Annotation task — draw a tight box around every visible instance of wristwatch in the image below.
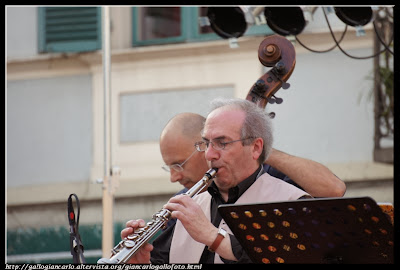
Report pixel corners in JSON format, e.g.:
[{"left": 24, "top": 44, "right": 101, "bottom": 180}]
[{"left": 208, "top": 228, "right": 227, "bottom": 252}]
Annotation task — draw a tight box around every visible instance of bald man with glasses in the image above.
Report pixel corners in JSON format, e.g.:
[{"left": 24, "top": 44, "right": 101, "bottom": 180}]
[{"left": 159, "top": 112, "right": 210, "bottom": 192}]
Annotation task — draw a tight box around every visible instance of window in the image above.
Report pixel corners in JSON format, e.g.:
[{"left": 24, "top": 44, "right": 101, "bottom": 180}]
[
  {"left": 38, "top": 7, "right": 102, "bottom": 53},
  {"left": 134, "top": 7, "right": 185, "bottom": 43},
  {"left": 132, "top": 7, "right": 273, "bottom": 46}
]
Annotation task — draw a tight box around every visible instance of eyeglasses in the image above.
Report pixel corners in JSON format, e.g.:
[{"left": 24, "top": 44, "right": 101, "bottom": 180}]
[
  {"left": 161, "top": 146, "right": 201, "bottom": 173},
  {"left": 195, "top": 137, "right": 255, "bottom": 151}
]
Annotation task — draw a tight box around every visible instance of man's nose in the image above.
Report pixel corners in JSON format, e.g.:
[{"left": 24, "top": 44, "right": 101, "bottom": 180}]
[
  {"left": 170, "top": 170, "right": 183, "bottom": 183},
  {"left": 205, "top": 145, "right": 220, "bottom": 161}
]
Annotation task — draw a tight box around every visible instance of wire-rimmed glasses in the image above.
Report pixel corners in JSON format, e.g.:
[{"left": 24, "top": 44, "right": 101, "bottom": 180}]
[
  {"left": 161, "top": 144, "right": 202, "bottom": 173},
  {"left": 195, "top": 137, "right": 255, "bottom": 151}
]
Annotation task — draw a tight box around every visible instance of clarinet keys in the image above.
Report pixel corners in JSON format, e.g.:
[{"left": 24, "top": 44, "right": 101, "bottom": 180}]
[
  {"left": 127, "top": 234, "right": 139, "bottom": 240},
  {"left": 124, "top": 240, "right": 135, "bottom": 248}
]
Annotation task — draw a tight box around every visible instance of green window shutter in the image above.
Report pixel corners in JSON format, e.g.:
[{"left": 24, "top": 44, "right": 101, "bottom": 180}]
[{"left": 38, "top": 7, "right": 102, "bottom": 53}]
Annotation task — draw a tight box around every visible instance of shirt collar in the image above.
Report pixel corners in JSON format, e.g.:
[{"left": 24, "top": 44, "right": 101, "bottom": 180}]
[{"left": 208, "top": 165, "right": 265, "bottom": 203}]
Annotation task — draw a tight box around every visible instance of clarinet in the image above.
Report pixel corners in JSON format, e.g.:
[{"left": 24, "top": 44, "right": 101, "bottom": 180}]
[{"left": 97, "top": 168, "right": 218, "bottom": 264}]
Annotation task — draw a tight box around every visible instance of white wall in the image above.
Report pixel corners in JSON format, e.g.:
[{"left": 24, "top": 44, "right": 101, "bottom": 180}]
[
  {"left": 7, "top": 75, "right": 93, "bottom": 187},
  {"left": 6, "top": 6, "right": 38, "bottom": 59},
  {"left": 271, "top": 47, "right": 375, "bottom": 163}
]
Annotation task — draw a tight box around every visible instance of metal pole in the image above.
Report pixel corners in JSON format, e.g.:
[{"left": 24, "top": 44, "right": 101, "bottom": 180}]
[{"left": 101, "top": 6, "right": 114, "bottom": 258}]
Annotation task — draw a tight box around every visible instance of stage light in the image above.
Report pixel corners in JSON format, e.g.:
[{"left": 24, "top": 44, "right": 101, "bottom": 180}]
[
  {"left": 334, "top": 7, "right": 373, "bottom": 27},
  {"left": 203, "top": 6, "right": 392, "bottom": 59},
  {"left": 263, "top": 7, "right": 306, "bottom": 36},
  {"left": 206, "top": 7, "right": 255, "bottom": 39}
]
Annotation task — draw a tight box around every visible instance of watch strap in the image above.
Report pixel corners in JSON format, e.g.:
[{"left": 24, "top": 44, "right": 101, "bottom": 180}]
[{"left": 208, "top": 228, "right": 226, "bottom": 252}]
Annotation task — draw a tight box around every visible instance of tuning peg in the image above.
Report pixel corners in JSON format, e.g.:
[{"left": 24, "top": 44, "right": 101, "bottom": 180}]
[
  {"left": 268, "top": 112, "right": 276, "bottom": 119},
  {"left": 281, "top": 81, "right": 290, "bottom": 89},
  {"left": 273, "top": 95, "right": 283, "bottom": 104},
  {"left": 267, "top": 95, "right": 283, "bottom": 104},
  {"left": 267, "top": 97, "right": 275, "bottom": 104},
  {"left": 275, "top": 61, "right": 286, "bottom": 73},
  {"left": 253, "top": 79, "right": 268, "bottom": 94},
  {"left": 275, "top": 77, "right": 290, "bottom": 89},
  {"left": 255, "top": 79, "right": 266, "bottom": 89}
]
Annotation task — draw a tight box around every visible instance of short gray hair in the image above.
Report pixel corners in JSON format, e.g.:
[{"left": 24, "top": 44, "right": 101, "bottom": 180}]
[{"left": 207, "top": 98, "right": 273, "bottom": 164}]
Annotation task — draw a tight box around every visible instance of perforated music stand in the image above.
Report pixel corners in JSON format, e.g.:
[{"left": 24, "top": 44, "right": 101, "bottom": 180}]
[{"left": 218, "top": 197, "right": 393, "bottom": 264}]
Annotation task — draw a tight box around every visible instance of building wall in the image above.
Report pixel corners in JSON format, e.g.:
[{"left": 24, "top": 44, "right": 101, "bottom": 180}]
[
  {"left": 6, "top": 6, "right": 393, "bottom": 263},
  {"left": 6, "top": 6, "right": 38, "bottom": 58},
  {"left": 7, "top": 75, "right": 93, "bottom": 187}
]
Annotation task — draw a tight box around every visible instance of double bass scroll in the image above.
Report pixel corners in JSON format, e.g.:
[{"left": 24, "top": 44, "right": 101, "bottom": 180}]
[{"left": 246, "top": 35, "right": 296, "bottom": 110}]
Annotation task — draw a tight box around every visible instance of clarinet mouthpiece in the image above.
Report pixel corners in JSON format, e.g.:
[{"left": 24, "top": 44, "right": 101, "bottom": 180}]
[{"left": 205, "top": 168, "right": 218, "bottom": 179}]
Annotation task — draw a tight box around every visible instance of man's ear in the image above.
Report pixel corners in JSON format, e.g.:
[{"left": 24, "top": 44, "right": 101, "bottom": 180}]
[{"left": 252, "top": 137, "right": 264, "bottom": 161}]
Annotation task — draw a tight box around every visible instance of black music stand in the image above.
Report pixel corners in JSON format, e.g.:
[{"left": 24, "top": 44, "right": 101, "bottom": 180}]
[{"left": 218, "top": 197, "right": 393, "bottom": 264}]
